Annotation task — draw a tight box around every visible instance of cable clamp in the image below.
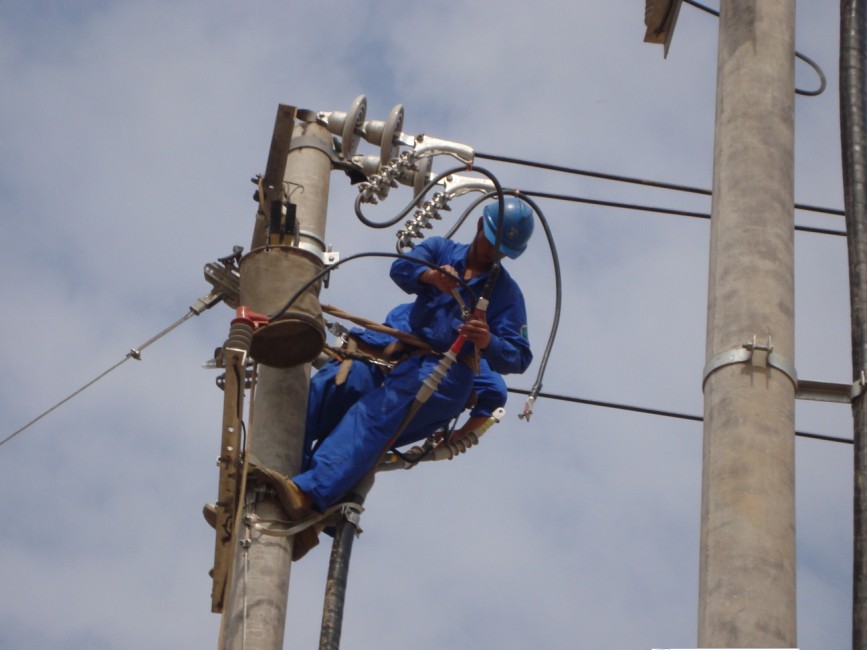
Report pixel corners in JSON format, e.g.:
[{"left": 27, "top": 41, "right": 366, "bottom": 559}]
[
  {"left": 339, "top": 503, "right": 363, "bottom": 528},
  {"left": 442, "top": 173, "right": 496, "bottom": 198},
  {"left": 397, "top": 132, "right": 475, "bottom": 165},
  {"left": 702, "top": 335, "right": 798, "bottom": 390}
]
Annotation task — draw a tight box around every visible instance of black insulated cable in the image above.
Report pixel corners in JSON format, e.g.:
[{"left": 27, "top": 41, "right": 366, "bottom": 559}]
[
  {"left": 682, "top": 0, "right": 826, "bottom": 96},
  {"left": 517, "top": 189, "right": 847, "bottom": 237},
  {"left": 506, "top": 387, "right": 852, "bottom": 445},
  {"left": 267, "top": 251, "right": 478, "bottom": 322},
  {"left": 443, "top": 189, "right": 563, "bottom": 420},
  {"left": 473, "top": 152, "right": 845, "bottom": 218},
  {"left": 354, "top": 164, "right": 472, "bottom": 229}
]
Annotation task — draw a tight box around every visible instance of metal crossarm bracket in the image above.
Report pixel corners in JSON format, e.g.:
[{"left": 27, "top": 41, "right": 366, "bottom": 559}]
[
  {"left": 797, "top": 371, "right": 867, "bottom": 403},
  {"left": 797, "top": 379, "right": 858, "bottom": 403},
  {"left": 702, "top": 335, "right": 798, "bottom": 390},
  {"left": 703, "top": 337, "right": 867, "bottom": 404}
]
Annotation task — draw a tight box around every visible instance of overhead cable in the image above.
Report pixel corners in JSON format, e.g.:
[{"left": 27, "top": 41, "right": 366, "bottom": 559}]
[
  {"left": 517, "top": 189, "right": 847, "bottom": 237},
  {"left": 474, "top": 152, "right": 845, "bottom": 218},
  {"left": 507, "top": 387, "right": 852, "bottom": 445}
]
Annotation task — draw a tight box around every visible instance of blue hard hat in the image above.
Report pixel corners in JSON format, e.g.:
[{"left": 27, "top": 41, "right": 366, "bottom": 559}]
[{"left": 482, "top": 197, "right": 534, "bottom": 259}]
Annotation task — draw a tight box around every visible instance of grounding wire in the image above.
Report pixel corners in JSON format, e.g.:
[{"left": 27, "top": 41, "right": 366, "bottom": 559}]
[
  {"left": 518, "top": 189, "right": 847, "bottom": 237},
  {"left": 507, "top": 387, "right": 852, "bottom": 445},
  {"left": 1, "top": 308, "right": 201, "bottom": 448},
  {"left": 473, "top": 152, "right": 846, "bottom": 218},
  {"left": 681, "top": 0, "right": 827, "bottom": 96}
]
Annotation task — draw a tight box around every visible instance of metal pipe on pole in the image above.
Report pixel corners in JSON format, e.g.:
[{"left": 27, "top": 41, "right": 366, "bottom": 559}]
[
  {"left": 698, "top": 1, "right": 797, "bottom": 647},
  {"left": 221, "top": 116, "right": 333, "bottom": 650},
  {"left": 840, "top": 2, "right": 867, "bottom": 647}
]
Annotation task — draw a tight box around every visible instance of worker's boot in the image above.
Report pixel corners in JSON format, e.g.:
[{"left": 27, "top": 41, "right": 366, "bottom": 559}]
[
  {"left": 246, "top": 459, "right": 312, "bottom": 521},
  {"left": 292, "top": 526, "right": 320, "bottom": 561}
]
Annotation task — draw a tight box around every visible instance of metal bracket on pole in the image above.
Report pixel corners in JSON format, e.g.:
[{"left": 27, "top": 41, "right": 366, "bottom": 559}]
[
  {"left": 796, "top": 371, "right": 867, "bottom": 404},
  {"left": 704, "top": 337, "right": 867, "bottom": 404},
  {"left": 288, "top": 134, "right": 340, "bottom": 162},
  {"left": 702, "top": 335, "right": 798, "bottom": 390}
]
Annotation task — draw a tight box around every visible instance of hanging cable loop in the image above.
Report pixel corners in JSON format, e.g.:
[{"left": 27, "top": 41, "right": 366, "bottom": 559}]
[
  {"left": 682, "top": 0, "right": 826, "bottom": 96},
  {"left": 442, "top": 188, "right": 562, "bottom": 421},
  {"left": 354, "top": 163, "right": 467, "bottom": 229}
]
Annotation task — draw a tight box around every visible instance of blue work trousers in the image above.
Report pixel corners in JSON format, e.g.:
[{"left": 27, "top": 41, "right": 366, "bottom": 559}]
[{"left": 294, "top": 354, "right": 474, "bottom": 510}]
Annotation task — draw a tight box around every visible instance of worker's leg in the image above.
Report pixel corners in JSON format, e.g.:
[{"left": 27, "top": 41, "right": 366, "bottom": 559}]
[
  {"left": 303, "top": 360, "right": 385, "bottom": 466},
  {"left": 294, "top": 355, "right": 473, "bottom": 510}
]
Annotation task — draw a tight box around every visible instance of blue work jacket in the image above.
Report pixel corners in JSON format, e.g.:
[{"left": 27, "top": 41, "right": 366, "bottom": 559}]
[{"left": 389, "top": 237, "right": 532, "bottom": 375}]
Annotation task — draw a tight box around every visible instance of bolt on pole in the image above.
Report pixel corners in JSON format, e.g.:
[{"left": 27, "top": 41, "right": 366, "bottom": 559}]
[
  {"left": 699, "top": 1, "right": 797, "bottom": 647},
  {"left": 220, "top": 112, "right": 333, "bottom": 650}
]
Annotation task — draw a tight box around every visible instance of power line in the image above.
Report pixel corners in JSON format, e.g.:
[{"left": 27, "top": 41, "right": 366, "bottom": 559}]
[
  {"left": 507, "top": 387, "right": 853, "bottom": 445},
  {"left": 474, "top": 151, "right": 846, "bottom": 218},
  {"left": 519, "top": 189, "right": 847, "bottom": 237}
]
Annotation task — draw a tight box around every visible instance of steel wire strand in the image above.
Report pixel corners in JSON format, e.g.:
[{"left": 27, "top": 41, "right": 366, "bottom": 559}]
[{"left": 2, "top": 308, "right": 198, "bottom": 447}]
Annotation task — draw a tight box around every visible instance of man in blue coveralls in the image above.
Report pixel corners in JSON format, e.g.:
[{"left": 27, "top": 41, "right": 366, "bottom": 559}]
[
  {"left": 251, "top": 197, "right": 535, "bottom": 533},
  {"left": 303, "top": 301, "right": 509, "bottom": 468}
]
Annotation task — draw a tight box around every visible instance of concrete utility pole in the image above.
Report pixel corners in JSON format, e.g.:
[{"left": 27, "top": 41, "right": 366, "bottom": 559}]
[
  {"left": 699, "top": 1, "right": 797, "bottom": 647},
  {"left": 220, "top": 115, "right": 334, "bottom": 650}
]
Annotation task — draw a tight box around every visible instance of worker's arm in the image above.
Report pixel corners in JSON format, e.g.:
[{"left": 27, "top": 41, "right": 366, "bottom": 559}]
[
  {"left": 390, "top": 238, "right": 450, "bottom": 295},
  {"left": 480, "top": 276, "right": 533, "bottom": 375},
  {"left": 419, "top": 266, "right": 459, "bottom": 294}
]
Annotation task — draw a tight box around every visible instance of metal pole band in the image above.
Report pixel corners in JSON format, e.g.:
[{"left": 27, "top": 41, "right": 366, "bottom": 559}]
[
  {"left": 288, "top": 134, "right": 338, "bottom": 161},
  {"left": 702, "top": 343, "right": 798, "bottom": 390}
]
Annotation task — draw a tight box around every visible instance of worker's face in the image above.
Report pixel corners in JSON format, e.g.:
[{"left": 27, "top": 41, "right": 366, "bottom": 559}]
[{"left": 472, "top": 226, "right": 503, "bottom": 267}]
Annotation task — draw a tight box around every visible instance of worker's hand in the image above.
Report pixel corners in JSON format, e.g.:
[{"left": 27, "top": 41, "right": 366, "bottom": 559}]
[
  {"left": 420, "top": 265, "right": 459, "bottom": 294},
  {"left": 459, "top": 318, "right": 491, "bottom": 349},
  {"left": 448, "top": 415, "right": 488, "bottom": 445}
]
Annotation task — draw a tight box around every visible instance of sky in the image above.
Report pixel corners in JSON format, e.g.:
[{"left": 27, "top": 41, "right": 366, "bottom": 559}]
[{"left": 0, "top": 1, "right": 854, "bottom": 649}]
